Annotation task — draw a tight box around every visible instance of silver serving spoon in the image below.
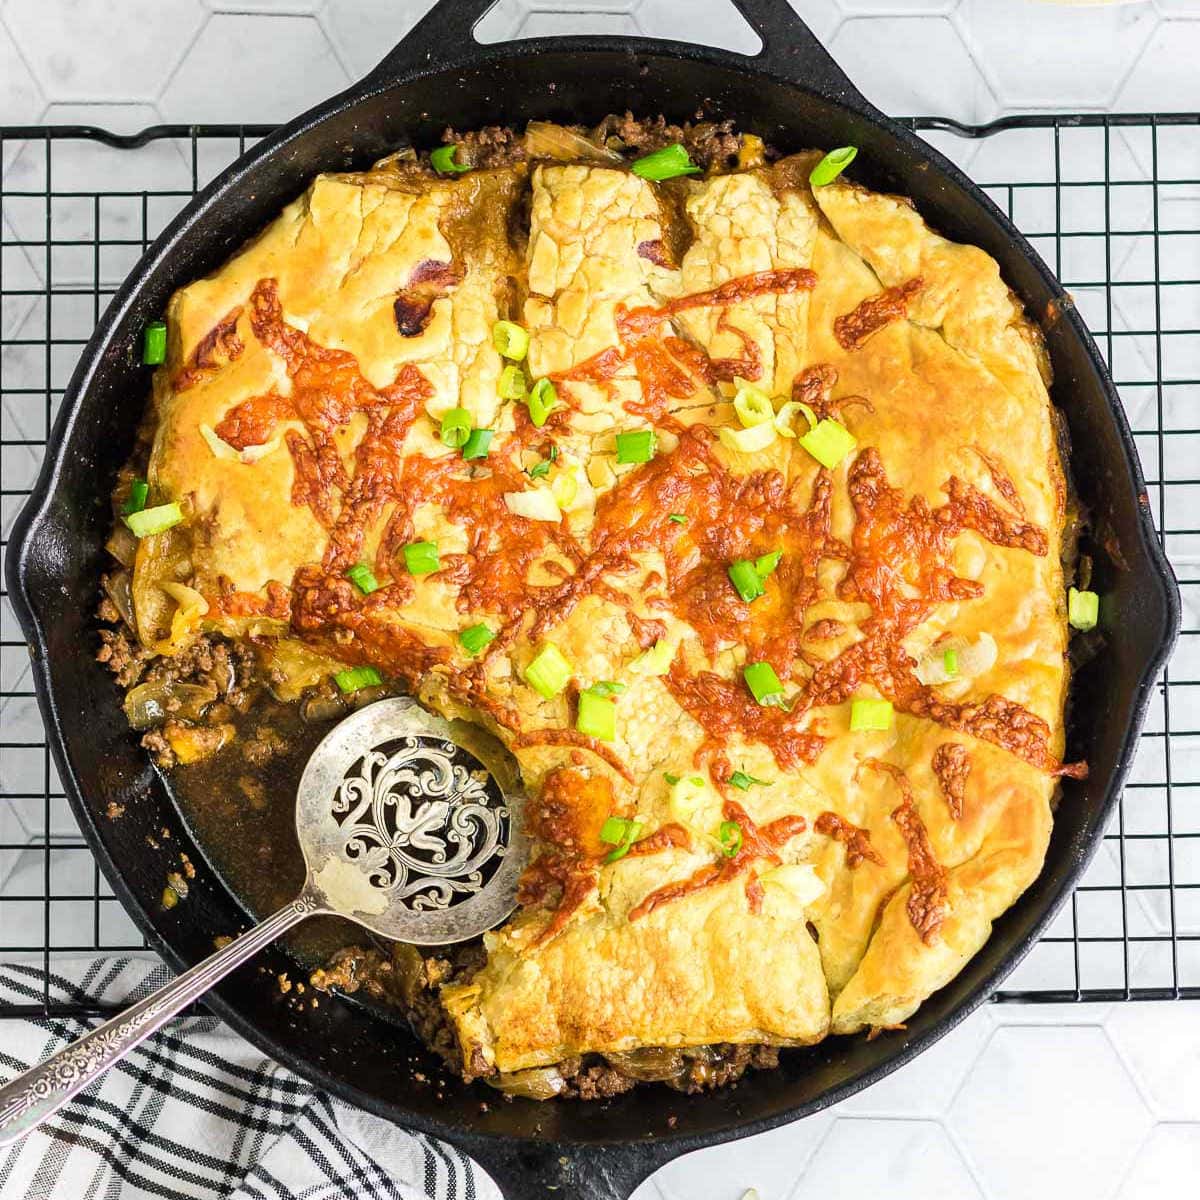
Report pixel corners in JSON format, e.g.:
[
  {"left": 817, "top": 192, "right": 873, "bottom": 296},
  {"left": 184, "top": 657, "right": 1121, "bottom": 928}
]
[{"left": 0, "top": 697, "right": 527, "bottom": 1147}]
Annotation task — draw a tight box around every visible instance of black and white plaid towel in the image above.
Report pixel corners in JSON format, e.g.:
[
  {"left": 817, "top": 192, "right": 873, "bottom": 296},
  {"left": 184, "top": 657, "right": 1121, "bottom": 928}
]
[{"left": 0, "top": 959, "right": 499, "bottom": 1200}]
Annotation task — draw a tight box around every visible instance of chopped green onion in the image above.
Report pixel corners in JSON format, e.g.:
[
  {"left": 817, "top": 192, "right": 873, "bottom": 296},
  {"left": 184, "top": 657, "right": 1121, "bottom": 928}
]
[
  {"left": 800, "top": 418, "right": 857, "bottom": 469},
  {"left": 744, "top": 661, "right": 786, "bottom": 707},
  {"left": 527, "top": 378, "right": 557, "bottom": 427},
  {"left": 600, "top": 816, "right": 635, "bottom": 844},
  {"left": 528, "top": 444, "right": 559, "bottom": 479},
  {"left": 122, "top": 478, "right": 149, "bottom": 515},
  {"left": 718, "top": 820, "right": 743, "bottom": 858},
  {"left": 493, "top": 320, "right": 530, "bottom": 361},
  {"left": 630, "top": 143, "right": 702, "bottom": 181},
  {"left": 346, "top": 563, "right": 380, "bottom": 595},
  {"left": 1068, "top": 586, "right": 1099, "bottom": 632},
  {"left": 142, "top": 320, "right": 167, "bottom": 365},
  {"left": 334, "top": 666, "right": 383, "bottom": 693},
  {"left": 631, "top": 637, "right": 675, "bottom": 676},
  {"left": 728, "top": 559, "right": 766, "bottom": 603},
  {"left": 459, "top": 623, "right": 496, "bottom": 655},
  {"left": 524, "top": 643, "right": 572, "bottom": 699},
  {"left": 461, "top": 428, "right": 494, "bottom": 460},
  {"left": 733, "top": 383, "right": 775, "bottom": 428},
  {"left": 668, "top": 513, "right": 687, "bottom": 524},
  {"left": 755, "top": 550, "right": 782, "bottom": 579},
  {"left": 431, "top": 144, "right": 470, "bottom": 174},
  {"left": 403, "top": 540, "right": 441, "bottom": 576},
  {"left": 498, "top": 364, "right": 528, "bottom": 400},
  {"left": 663, "top": 772, "right": 680, "bottom": 785},
  {"left": 850, "top": 697, "right": 893, "bottom": 731},
  {"left": 588, "top": 680, "right": 626, "bottom": 697},
  {"left": 124, "top": 502, "right": 183, "bottom": 538},
  {"left": 439, "top": 407, "right": 472, "bottom": 449},
  {"left": 729, "top": 770, "right": 771, "bottom": 791},
  {"left": 601, "top": 816, "right": 643, "bottom": 863},
  {"left": 942, "top": 648, "right": 959, "bottom": 679},
  {"left": 577, "top": 687, "right": 618, "bottom": 741},
  {"left": 809, "top": 146, "right": 858, "bottom": 187},
  {"left": 615, "top": 428, "right": 656, "bottom": 465}
]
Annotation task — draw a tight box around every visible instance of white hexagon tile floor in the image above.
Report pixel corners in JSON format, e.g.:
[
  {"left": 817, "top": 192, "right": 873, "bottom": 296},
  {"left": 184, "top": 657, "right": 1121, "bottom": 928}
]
[{"left": 3, "top": 2, "right": 1200, "bottom": 1198}]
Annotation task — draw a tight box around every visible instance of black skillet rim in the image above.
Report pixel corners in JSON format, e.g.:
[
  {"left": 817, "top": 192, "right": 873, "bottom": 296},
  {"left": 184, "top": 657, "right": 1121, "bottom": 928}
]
[{"left": 3, "top": 12, "right": 1182, "bottom": 1176}]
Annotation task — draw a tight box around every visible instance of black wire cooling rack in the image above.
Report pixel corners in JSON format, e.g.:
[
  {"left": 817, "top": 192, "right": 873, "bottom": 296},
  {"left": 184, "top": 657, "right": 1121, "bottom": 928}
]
[{"left": 0, "top": 116, "right": 1196, "bottom": 1020}]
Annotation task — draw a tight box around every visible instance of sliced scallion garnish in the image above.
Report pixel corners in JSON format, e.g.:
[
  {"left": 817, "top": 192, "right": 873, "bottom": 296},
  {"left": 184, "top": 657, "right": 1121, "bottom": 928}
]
[
  {"left": 334, "top": 666, "right": 383, "bottom": 694},
  {"left": 942, "top": 648, "right": 959, "bottom": 679},
  {"left": 402, "top": 540, "right": 440, "bottom": 576},
  {"left": 459, "top": 623, "right": 496, "bottom": 655},
  {"left": 809, "top": 146, "right": 858, "bottom": 187},
  {"left": 631, "top": 143, "right": 701, "bottom": 181},
  {"left": 755, "top": 550, "right": 782, "bottom": 579},
  {"left": 600, "top": 815, "right": 643, "bottom": 863},
  {"left": 849, "top": 697, "right": 893, "bottom": 731},
  {"left": 733, "top": 383, "right": 774, "bottom": 429},
  {"left": 718, "top": 820, "right": 743, "bottom": 858},
  {"left": 524, "top": 643, "right": 571, "bottom": 699},
  {"left": 431, "top": 144, "right": 470, "bottom": 175},
  {"left": 346, "top": 563, "right": 379, "bottom": 595},
  {"left": 663, "top": 772, "right": 681, "bottom": 785},
  {"left": 1068, "top": 586, "right": 1099, "bottom": 631},
  {"left": 615, "top": 428, "right": 656, "bottom": 464},
  {"left": 142, "top": 320, "right": 167, "bottom": 365},
  {"left": 122, "top": 478, "right": 149, "bottom": 515},
  {"left": 577, "top": 686, "right": 618, "bottom": 742},
  {"left": 588, "top": 680, "right": 626, "bottom": 697},
  {"left": 668, "top": 513, "right": 687, "bottom": 524},
  {"left": 729, "top": 770, "right": 771, "bottom": 791},
  {"left": 743, "top": 661, "right": 786, "bottom": 707},
  {"left": 493, "top": 320, "right": 530, "bottom": 361},
  {"left": 461, "top": 428, "right": 494, "bottom": 460},
  {"left": 799, "top": 418, "right": 857, "bottom": 469},
  {"left": 124, "top": 501, "right": 183, "bottom": 538},
  {"left": 527, "top": 378, "right": 557, "bottom": 427},
  {"left": 498, "top": 364, "right": 527, "bottom": 400},
  {"left": 439, "top": 407, "right": 472, "bottom": 449},
  {"left": 728, "top": 559, "right": 765, "bottom": 604}
]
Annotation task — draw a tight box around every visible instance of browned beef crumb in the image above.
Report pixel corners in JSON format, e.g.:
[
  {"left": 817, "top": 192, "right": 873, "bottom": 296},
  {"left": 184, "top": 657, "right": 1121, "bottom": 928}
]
[
  {"left": 105, "top": 801, "right": 125, "bottom": 820},
  {"left": 241, "top": 724, "right": 286, "bottom": 766},
  {"left": 559, "top": 1060, "right": 639, "bottom": 1101},
  {"left": 97, "top": 626, "right": 155, "bottom": 688},
  {"left": 140, "top": 728, "right": 176, "bottom": 768},
  {"left": 667, "top": 1043, "right": 780, "bottom": 1093},
  {"left": 441, "top": 125, "right": 527, "bottom": 170},
  {"left": 590, "top": 112, "right": 746, "bottom": 170}
]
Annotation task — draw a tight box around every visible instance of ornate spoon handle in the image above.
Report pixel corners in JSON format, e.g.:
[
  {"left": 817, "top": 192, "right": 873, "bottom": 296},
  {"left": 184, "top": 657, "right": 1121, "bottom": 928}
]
[{"left": 0, "top": 892, "right": 325, "bottom": 1148}]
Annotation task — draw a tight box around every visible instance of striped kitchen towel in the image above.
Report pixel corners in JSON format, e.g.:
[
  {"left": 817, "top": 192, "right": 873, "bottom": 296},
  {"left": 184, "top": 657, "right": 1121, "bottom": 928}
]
[{"left": 0, "top": 958, "right": 498, "bottom": 1200}]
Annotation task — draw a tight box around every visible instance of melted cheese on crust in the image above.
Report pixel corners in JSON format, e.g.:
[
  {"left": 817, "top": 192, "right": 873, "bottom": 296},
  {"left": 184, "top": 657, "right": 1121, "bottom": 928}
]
[{"left": 130, "top": 152, "right": 1071, "bottom": 1074}]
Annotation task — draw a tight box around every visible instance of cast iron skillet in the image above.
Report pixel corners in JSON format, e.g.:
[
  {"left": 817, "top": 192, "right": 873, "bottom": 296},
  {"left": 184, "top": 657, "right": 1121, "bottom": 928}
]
[{"left": 5, "top": 1, "right": 1181, "bottom": 1196}]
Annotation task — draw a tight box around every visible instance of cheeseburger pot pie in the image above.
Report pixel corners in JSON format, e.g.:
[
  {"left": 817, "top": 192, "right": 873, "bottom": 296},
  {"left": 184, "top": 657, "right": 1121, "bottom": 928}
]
[{"left": 97, "top": 117, "right": 1090, "bottom": 1101}]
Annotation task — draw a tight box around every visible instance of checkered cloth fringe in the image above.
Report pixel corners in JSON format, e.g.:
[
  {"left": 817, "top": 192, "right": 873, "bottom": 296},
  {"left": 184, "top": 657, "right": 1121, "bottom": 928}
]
[{"left": 0, "top": 958, "right": 499, "bottom": 1200}]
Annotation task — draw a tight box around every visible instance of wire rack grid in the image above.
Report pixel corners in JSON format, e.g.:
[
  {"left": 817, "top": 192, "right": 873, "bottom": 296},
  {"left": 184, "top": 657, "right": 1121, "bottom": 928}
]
[{"left": 0, "top": 116, "right": 1196, "bottom": 1021}]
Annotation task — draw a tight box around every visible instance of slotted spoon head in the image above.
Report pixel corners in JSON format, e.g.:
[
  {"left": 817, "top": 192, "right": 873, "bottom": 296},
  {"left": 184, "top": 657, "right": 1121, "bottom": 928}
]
[{"left": 295, "top": 696, "right": 528, "bottom": 945}]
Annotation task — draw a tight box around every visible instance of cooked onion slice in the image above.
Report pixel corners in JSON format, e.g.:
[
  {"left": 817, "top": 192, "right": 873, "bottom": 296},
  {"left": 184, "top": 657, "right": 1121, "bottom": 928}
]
[
  {"left": 503, "top": 488, "right": 561, "bottom": 522},
  {"left": 915, "top": 632, "right": 997, "bottom": 686},
  {"left": 525, "top": 121, "right": 621, "bottom": 163}
]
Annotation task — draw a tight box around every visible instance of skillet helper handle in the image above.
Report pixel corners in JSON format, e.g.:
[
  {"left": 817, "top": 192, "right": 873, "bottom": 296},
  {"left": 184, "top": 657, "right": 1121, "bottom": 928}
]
[
  {"left": 362, "top": 0, "right": 500, "bottom": 83},
  {"left": 731, "top": 0, "right": 875, "bottom": 109},
  {"left": 0, "top": 894, "right": 324, "bottom": 1148},
  {"left": 467, "top": 1139, "right": 681, "bottom": 1200}
]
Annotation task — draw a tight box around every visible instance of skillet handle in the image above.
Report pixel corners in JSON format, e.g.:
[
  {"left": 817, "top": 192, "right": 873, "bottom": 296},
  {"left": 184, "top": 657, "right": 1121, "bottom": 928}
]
[
  {"left": 730, "top": 0, "right": 875, "bottom": 110},
  {"left": 361, "top": 0, "right": 500, "bottom": 82},
  {"left": 462, "top": 1138, "right": 681, "bottom": 1200}
]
